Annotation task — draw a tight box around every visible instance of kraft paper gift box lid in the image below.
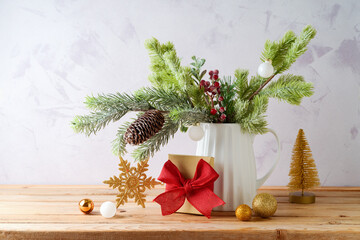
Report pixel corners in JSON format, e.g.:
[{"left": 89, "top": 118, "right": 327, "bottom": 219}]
[{"left": 168, "top": 154, "right": 215, "bottom": 215}]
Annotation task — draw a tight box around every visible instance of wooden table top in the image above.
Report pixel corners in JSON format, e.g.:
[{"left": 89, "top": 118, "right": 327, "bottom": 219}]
[{"left": 0, "top": 185, "right": 359, "bottom": 240}]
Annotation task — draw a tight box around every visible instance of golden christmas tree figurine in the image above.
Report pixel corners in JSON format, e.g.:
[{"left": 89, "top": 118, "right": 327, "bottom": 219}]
[{"left": 288, "top": 129, "right": 320, "bottom": 204}]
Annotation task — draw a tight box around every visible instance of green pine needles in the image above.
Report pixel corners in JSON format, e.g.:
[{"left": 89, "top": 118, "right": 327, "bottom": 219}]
[{"left": 72, "top": 25, "right": 316, "bottom": 161}]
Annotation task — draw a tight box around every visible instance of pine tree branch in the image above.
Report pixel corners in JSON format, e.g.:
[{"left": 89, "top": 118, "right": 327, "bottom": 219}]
[
  {"left": 187, "top": 85, "right": 207, "bottom": 108},
  {"left": 234, "top": 69, "right": 249, "bottom": 98},
  {"left": 248, "top": 74, "right": 275, "bottom": 101},
  {"left": 145, "top": 38, "right": 179, "bottom": 89},
  {"left": 163, "top": 51, "right": 195, "bottom": 107},
  {"left": 145, "top": 38, "right": 196, "bottom": 108},
  {"left": 261, "top": 31, "right": 297, "bottom": 71},
  {"left": 260, "top": 74, "right": 314, "bottom": 105},
  {"left": 85, "top": 92, "right": 150, "bottom": 111},
  {"left": 234, "top": 99, "right": 250, "bottom": 123},
  {"left": 169, "top": 107, "right": 212, "bottom": 125},
  {"left": 242, "top": 75, "right": 267, "bottom": 100},
  {"left": 237, "top": 95, "right": 269, "bottom": 134},
  {"left": 135, "top": 87, "right": 191, "bottom": 111},
  {"left": 163, "top": 50, "right": 182, "bottom": 86},
  {"left": 72, "top": 110, "right": 126, "bottom": 137},
  {"left": 276, "top": 25, "right": 317, "bottom": 74},
  {"left": 145, "top": 38, "right": 174, "bottom": 71},
  {"left": 71, "top": 93, "right": 151, "bottom": 136},
  {"left": 250, "top": 25, "right": 316, "bottom": 101},
  {"left": 112, "top": 120, "right": 133, "bottom": 156}
]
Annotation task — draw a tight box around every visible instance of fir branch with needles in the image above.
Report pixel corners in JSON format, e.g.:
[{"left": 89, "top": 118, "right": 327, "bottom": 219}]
[
  {"left": 71, "top": 93, "right": 151, "bottom": 136},
  {"left": 169, "top": 107, "right": 213, "bottom": 126},
  {"left": 259, "top": 74, "right": 314, "bottom": 105},
  {"left": 134, "top": 86, "right": 191, "bottom": 111},
  {"left": 249, "top": 25, "right": 316, "bottom": 100},
  {"left": 237, "top": 95, "right": 269, "bottom": 134},
  {"left": 112, "top": 120, "right": 133, "bottom": 156}
]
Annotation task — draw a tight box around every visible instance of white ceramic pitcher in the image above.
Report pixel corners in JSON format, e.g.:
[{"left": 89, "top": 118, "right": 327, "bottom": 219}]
[{"left": 195, "top": 123, "right": 280, "bottom": 211}]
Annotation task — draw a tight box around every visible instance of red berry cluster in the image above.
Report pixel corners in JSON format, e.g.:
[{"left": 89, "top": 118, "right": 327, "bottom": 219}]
[{"left": 199, "top": 69, "right": 226, "bottom": 122}]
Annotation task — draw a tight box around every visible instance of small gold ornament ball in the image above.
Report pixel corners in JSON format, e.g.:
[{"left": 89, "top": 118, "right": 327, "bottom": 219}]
[
  {"left": 235, "top": 204, "right": 252, "bottom": 221},
  {"left": 79, "top": 199, "right": 94, "bottom": 214},
  {"left": 252, "top": 193, "right": 277, "bottom": 218}
]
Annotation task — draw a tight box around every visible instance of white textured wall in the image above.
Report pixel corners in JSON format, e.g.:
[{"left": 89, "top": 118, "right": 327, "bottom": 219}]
[{"left": 0, "top": 0, "right": 359, "bottom": 186}]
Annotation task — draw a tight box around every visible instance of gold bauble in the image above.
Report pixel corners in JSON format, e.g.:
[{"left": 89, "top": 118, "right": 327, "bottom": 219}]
[
  {"left": 252, "top": 193, "right": 277, "bottom": 218},
  {"left": 79, "top": 199, "right": 94, "bottom": 214},
  {"left": 235, "top": 204, "right": 252, "bottom": 221}
]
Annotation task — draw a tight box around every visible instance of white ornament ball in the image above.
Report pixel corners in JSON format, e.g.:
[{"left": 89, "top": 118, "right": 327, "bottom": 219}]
[
  {"left": 258, "top": 60, "right": 274, "bottom": 78},
  {"left": 188, "top": 125, "right": 204, "bottom": 141},
  {"left": 100, "top": 201, "right": 116, "bottom": 218}
]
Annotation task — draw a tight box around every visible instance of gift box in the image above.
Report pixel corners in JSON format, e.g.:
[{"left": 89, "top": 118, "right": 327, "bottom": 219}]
[{"left": 168, "top": 154, "right": 214, "bottom": 215}]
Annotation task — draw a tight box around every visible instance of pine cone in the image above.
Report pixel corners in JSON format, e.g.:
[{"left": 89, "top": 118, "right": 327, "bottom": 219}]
[{"left": 124, "top": 110, "right": 165, "bottom": 145}]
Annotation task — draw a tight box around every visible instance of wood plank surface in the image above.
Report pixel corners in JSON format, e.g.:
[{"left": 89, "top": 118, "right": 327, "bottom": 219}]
[{"left": 0, "top": 185, "right": 359, "bottom": 240}]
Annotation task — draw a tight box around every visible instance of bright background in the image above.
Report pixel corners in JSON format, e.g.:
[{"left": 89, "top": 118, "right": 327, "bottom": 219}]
[{"left": 0, "top": 0, "right": 359, "bottom": 186}]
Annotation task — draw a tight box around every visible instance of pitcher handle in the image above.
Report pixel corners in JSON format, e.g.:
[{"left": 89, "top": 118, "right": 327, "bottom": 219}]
[{"left": 256, "top": 128, "right": 281, "bottom": 189}]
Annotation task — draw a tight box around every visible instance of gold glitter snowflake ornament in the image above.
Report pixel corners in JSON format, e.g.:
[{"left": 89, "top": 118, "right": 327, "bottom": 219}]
[{"left": 104, "top": 157, "right": 160, "bottom": 208}]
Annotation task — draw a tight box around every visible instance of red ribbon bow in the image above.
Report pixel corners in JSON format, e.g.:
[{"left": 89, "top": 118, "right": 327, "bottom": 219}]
[{"left": 154, "top": 159, "right": 225, "bottom": 218}]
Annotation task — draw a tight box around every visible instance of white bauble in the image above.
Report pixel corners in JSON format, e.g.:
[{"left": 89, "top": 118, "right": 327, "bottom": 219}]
[
  {"left": 257, "top": 60, "right": 274, "bottom": 78},
  {"left": 100, "top": 201, "right": 116, "bottom": 218},
  {"left": 188, "top": 125, "right": 204, "bottom": 141}
]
